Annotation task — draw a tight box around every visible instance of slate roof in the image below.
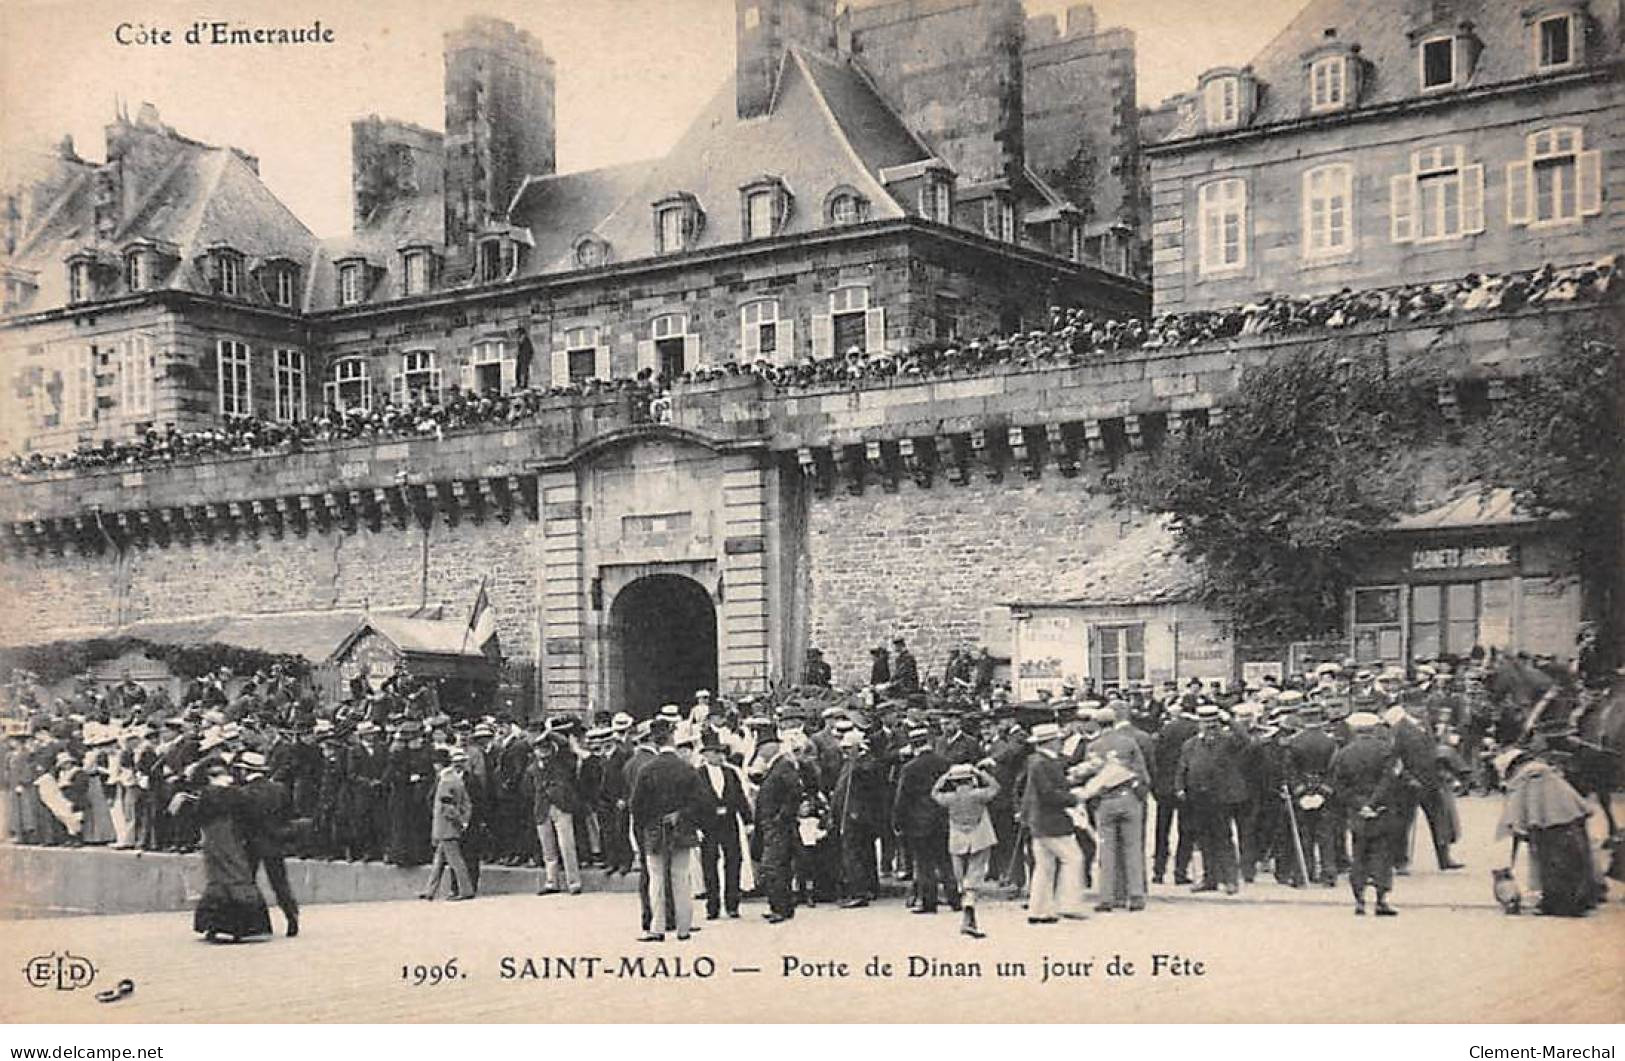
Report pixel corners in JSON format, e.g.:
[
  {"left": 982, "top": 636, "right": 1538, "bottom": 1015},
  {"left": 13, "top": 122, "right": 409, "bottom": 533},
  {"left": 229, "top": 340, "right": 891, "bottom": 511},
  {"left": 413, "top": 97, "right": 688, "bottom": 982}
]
[
  {"left": 3, "top": 115, "right": 322, "bottom": 314},
  {"left": 568, "top": 47, "right": 923, "bottom": 272},
  {"left": 1167, "top": 0, "right": 1623, "bottom": 140},
  {"left": 507, "top": 162, "right": 648, "bottom": 273},
  {"left": 65, "top": 606, "right": 432, "bottom": 662},
  {"left": 342, "top": 615, "right": 492, "bottom": 659},
  {"left": 1019, "top": 517, "right": 1205, "bottom": 607}
]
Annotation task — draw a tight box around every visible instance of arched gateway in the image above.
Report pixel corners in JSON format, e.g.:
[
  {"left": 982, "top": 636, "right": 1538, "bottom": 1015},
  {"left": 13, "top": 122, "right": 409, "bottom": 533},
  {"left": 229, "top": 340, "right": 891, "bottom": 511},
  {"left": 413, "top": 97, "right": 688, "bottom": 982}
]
[{"left": 606, "top": 573, "right": 719, "bottom": 719}]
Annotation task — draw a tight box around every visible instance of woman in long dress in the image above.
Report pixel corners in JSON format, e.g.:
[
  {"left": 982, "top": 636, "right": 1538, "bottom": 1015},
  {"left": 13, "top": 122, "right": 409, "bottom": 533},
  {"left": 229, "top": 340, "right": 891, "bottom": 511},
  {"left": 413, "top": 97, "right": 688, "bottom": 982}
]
[
  {"left": 80, "top": 749, "right": 117, "bottom": 845},
  {"left": 1496, "top": 750, "right": 1599, "bottom": 917},
  {"left": 189, "top": 766, "right": 273, "bottom": 942}
]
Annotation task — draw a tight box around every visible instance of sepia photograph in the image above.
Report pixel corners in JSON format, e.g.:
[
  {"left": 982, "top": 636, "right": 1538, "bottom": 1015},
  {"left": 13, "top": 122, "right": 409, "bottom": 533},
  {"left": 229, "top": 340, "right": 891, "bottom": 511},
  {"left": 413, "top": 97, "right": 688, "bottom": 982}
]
[{"left": 0, "top": 0, "right": 1621, "bottom": 1037}]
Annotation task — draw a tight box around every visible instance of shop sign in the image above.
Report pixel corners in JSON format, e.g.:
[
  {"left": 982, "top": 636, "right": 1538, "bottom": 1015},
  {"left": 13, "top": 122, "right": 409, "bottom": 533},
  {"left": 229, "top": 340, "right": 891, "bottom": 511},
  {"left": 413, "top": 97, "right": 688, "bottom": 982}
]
[{"left": 1410, "top": 544, "right": 1515, "bottom": 571}]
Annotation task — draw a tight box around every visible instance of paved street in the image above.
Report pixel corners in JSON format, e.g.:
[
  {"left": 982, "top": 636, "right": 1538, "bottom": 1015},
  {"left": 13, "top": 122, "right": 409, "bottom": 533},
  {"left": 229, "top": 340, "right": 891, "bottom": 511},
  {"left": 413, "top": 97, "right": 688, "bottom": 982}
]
[{"left": 2, "top": 797, "right": 1620, "bottom": 1024}]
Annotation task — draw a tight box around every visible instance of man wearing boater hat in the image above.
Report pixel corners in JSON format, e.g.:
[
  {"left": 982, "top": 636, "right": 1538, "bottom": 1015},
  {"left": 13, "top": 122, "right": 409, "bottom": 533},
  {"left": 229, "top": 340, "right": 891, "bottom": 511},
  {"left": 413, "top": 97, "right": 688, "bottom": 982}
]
[
  {"left": 1330, "top": 712, "right": 1403, "bottom": 916},
  {"left": 1021, "top": 722, "right": 1087, "bottom": 923}
]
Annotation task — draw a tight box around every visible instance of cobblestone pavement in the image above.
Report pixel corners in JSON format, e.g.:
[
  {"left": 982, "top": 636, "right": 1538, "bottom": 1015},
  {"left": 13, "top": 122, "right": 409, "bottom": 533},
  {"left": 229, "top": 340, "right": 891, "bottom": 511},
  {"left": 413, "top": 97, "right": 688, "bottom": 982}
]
[{"left": 2, "top": 796, "right": 1620, "bottom": 1024}]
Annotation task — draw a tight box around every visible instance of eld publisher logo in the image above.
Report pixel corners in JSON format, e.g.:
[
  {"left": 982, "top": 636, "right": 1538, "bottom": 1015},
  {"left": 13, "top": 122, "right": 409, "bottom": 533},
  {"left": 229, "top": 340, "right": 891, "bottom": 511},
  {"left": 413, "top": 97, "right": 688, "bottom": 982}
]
[{"left": 22, "top": 951, "right": 97, "bottom": 991}]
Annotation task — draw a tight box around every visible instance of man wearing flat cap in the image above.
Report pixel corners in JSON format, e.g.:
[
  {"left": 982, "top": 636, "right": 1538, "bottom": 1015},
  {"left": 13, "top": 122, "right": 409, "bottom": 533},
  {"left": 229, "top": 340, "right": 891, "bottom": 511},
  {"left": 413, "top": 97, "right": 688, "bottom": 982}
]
[{"left": 1174, "top": 703, "right": 1248, "bottom": 895}]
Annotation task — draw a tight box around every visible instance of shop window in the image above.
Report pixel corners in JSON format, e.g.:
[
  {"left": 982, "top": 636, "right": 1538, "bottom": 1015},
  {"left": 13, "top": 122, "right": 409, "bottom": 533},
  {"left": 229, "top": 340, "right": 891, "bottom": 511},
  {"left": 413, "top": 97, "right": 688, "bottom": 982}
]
[
  {"left": 1411, "top": 582, "right": 1480, "bottom": 659},
  {"left": 1351, "top": 585, "right": 1403, "bottom": 663}
]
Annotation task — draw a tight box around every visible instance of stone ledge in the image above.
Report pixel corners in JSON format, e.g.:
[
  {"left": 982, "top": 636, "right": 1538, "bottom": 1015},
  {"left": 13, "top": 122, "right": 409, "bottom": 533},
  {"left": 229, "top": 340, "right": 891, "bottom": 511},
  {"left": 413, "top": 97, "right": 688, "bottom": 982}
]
[{"left": 0, "top": 843, "right": 639, "bottom": 918}]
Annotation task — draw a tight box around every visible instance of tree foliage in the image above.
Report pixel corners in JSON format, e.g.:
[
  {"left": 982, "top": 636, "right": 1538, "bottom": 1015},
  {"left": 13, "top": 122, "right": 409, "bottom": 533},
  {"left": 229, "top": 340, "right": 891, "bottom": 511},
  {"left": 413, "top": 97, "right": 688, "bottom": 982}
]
[
  {"left": 1111, "top": 344, "right": 1443, "bottom": 640},
  {"left": 0, "top": 637, "right": 310, "bottom": 687},
  {"left": 1469, "top": 331, "right": 1621, "bottom": 665}
]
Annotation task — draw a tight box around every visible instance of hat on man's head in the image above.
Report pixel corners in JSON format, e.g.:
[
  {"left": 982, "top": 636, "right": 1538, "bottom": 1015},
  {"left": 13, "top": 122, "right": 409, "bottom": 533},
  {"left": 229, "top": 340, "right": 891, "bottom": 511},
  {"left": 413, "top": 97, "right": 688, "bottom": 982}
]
[
  {"left": 832, "top": 718, "right": 855, "bottom": 735},
  {"left": 1277, "top": 690, "right": 1305, "bottom": 706},
  {"left": 1195, "top": 704, "right": 1221, "bottom": 721},
  {"left": 238, "top": 751, "right": 268, "bottom": 772},
  {"left": 447, "top": 747, "right": 468, "bottom": 764},
  {"left": 658, "top": 704, "right": 683, "bottom": 721},
  {"left": 611, "top": 712, "right": 634, "bottom": 732},
  {"left": 1028, "top": 722, "right": 1063, "bottom": 744},
  {"left": 945, "top": 763, "right": 977, "bottom": 782},
  {"left": 694, "top": 689, "right": 711, "bottom": 700},
  {"left": 840, "top": 729, "right": 865, "bottom": 749},
  {"left": 821, "top": 706, "right": 845, "bottom": 720},
  {"left": 1381, "top": 706, "right": 1409, "bottom": 727},
  {"left": 1347, "top": 712, "right": 1382, "bottom": 731},
  {"left": 907, "top": 725, "right": 931, "bottom": 741}
]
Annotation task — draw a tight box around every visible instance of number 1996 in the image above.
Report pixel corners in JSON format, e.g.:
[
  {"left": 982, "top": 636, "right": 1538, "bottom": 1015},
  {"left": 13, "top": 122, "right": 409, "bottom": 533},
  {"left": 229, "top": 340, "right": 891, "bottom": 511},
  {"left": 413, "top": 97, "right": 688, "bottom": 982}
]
[{"left": 401, "top": 959, "right": 462, "bottom": 985}]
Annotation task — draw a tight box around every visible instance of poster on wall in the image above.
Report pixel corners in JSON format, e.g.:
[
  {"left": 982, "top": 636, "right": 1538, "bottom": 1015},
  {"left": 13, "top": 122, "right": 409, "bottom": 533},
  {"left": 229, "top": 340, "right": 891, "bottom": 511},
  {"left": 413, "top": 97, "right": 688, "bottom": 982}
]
[{"left": 1014, "top": 612, "right": 1085, "bottom": 701}]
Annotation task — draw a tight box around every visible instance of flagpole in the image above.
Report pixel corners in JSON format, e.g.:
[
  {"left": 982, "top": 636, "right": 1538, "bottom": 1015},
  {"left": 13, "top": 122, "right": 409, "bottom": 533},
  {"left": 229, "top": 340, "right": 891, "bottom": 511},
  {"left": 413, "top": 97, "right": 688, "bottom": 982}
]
[{"left": 461, "top": 575, "right": 487, "bottom": 655}]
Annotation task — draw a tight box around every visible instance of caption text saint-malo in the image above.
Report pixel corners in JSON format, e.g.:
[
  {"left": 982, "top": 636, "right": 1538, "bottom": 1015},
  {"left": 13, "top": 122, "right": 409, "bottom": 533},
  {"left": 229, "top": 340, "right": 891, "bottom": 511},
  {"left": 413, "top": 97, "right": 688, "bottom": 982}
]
[{"left": 114, "top": 21, "right": 336, "bottom": 47}]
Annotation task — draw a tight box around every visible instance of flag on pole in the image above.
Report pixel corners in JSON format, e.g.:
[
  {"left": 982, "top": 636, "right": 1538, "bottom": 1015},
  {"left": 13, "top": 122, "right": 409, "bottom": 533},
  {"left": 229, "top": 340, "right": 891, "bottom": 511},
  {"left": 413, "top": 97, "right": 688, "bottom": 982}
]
[{"left": 464, "top": 577, "right": 495, "bottom": 651}]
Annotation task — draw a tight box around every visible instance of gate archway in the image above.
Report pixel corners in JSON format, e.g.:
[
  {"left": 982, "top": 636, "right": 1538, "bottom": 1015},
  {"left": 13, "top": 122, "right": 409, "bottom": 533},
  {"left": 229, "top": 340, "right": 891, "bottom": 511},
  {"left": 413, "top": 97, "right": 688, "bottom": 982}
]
[{"left": 607, "top": 573, "right": 718, "bottom": 718}]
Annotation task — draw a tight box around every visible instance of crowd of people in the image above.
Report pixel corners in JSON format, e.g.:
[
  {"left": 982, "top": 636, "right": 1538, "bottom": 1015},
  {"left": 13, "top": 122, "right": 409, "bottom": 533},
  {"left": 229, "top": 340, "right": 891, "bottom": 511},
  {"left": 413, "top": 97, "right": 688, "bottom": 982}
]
[
  {"left": 2, "top": 638, "right": 1618, "bottom": 943},
  {"left": 6, "top": 257, "right": 1613, "bottom": 482}
]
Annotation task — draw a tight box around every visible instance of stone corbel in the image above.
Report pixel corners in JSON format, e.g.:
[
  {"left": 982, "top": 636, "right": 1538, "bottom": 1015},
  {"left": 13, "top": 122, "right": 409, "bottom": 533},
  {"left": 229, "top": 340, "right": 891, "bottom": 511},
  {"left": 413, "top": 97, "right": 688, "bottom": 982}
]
[
  {"left": 797, "top": 447, "right": 832, "bottom": 497},
  {"left": 426, "top": 482, "right": 457, "bottom": 527},
  {"left": 229, "top": 501, "right": 257, "bottom": 539},
  {"left": 161, "top": 507, "right": 188, "bottom": 545},
  {"left": 252, "top": 500, "right": 281, "bottom": 539},
  {"left": 322, "top": 491, "right": 353, "bottom": 534},
  {"left": 276, "top": 498, "right": 302, "bottom": 538},
  {"left": 478, "top": 479, "right": 501, "bottom": 524},
  {"left": 206, "top": 502, "right": 236, "bottom": 540},
  {"left": 451, "top": 481, "right": 480, "bottom": 525},
  {"left": 1486, "top": 378, "right": 1508, "bottom": 404},
  {"left": 1206, "top": 406, "right": 1225, "bottom": 429},
  {"left": 350, "top": 490, "right": 379, "bottom": 533},
  {"left": 1083, "top": 420, "right": 1106, "bottom": 457},
  {"left": 1046, "top": 423, "right": 1078, "bottom": 477},
  {"left": 1123, "top": 414, "right": 1145, "bottom": 451},
  {"left": 508, "top": 475, "right": 538, "bottom": 522},
  {"left": 374, "top": 486, "right": 406, "bottom": 530},
  {"left": 1165, "top": 410, "right": 1186, "bottom": 443},
  {"left": 971, "top": 428, "right": 1002, "bottom": 483},
  {"left": 1011, "top": 426, "right": 1042, "bottom": 480},
  {"left": 116, "top": 511, "right": 146, "bottom": 549}
]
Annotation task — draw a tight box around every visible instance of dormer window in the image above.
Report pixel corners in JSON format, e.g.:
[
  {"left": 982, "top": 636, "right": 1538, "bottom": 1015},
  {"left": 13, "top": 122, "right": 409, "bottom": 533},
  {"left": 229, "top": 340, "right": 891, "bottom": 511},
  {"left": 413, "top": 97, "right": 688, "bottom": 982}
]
[
  {"left": 740, "top": 177, "right": 791, "bottom": 240},
  {"left": 1198, "top": 68, "right": 1256, "bottom": 131},
  {"left": 125, "top": 249, "right": 149, "bottom": 292},
  {"left": 983, "top": 193, "right": 1017, "bottom": 243},
  {"left": 1205, "top": 77, "right": 1239, "bottom": 127},
  {"left": 274, "top": 266, "right": 295, "bottom": 307},
  {"left": 214, "top": 249, "right": 243, "bottom": 297},
  {"left": 1530, "top": 8, "right": 1581, "bottom": 71},
  {"left": 401, "top": 250, "right": 430, "bottom": 296},
  {"left": 573, "top": 235, "right": 610, "bottom": 269},
  {"left": 69, "top": 260, "right": 94, "bottom": 304},
  {"left": 826, "top": 188, "right": 870, "bottom": 226},
  {"left": 919, "top": 170, "right": 953, "bottom": 224},
  {"left": 477, "top": 238, "right": 514, "bottom": 283},
  {"left": 1309, "top": 55, "right": 1347, "bottom": 111},
  {"left": 653, "top": 193, "right": 703, "bottom": 255},
  {"left": 1420, "top": 35, "right": 1456, "bottom": 90},
  {"left": 338, "top": 261, "right": 365, "bottom": 306}
]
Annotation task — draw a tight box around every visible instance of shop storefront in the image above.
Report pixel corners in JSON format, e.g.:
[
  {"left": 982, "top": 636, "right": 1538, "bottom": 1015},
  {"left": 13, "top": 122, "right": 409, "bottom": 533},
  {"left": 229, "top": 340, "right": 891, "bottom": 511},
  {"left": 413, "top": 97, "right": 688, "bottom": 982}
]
[{"left": 1347, "top": 490, "right": 1580, "bottom": 666}]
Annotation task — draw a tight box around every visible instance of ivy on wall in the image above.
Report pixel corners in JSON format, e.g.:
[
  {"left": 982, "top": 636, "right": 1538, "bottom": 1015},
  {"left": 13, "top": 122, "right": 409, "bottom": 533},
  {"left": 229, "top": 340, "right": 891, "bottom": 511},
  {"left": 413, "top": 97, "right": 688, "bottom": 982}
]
[{"left": 0, "top": 637, "right": 310, "bottom": 686}]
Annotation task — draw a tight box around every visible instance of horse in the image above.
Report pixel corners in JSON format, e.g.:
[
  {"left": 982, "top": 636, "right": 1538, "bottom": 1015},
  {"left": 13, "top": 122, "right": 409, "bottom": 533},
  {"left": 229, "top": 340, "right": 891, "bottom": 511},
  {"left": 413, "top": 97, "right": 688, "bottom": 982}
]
[{"left": 1568, "top": 680, "right": 1623, "bottom": 838}]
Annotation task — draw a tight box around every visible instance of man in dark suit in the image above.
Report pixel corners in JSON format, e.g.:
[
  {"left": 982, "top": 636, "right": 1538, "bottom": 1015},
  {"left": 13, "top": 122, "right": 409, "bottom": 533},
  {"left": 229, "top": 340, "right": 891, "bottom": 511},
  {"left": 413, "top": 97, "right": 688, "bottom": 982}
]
[
  {"left": 1175, "top": 704, "right": 1249, "bottom": 894},
  {"left": 889, "top": 638, "right": 921, "bottom": 695},
  {"left": 1387, "top": 705, "right": 1463, "bottom": 873},
  {"left": 628, "top": 720, "right": 707, "bottom": 942},
  {"left": 1151, "top": 701, "right": 1198, "bottom": 884},
  {"left": 1286, "top": 700, "right": 1340, "bottom": 886},
  {"left": 236, "top": 750, "right": 301, "bottom": 936},
  {"left": 1330, "top": 712, "right": 1405, "bottom": 915},
  {"left": 344, "top": 722, "right": 389, "bottom": 861},
  {"left": 622, "top": 724, "right": 663, "bottom": 933},
  {"left": 892, "top": 725, "right": 958, "bottom": 914},
  {"left": 833, "top": 728, "right": 888, "bottom": 907},
  {"left": 602, "top": 713, "right": 635, "bottom": 874},
  {"left": 936, "top": 712, "right": 983, "bottom": 766},
  {"left": 695, "top": 731, "right": 751, "bottom": 920},
  {"left": 753, "top": 730, "right": 802, "bottom": 923},
  {"left": 1020, "top": 722, "right": 1084, "bottom": 922}
]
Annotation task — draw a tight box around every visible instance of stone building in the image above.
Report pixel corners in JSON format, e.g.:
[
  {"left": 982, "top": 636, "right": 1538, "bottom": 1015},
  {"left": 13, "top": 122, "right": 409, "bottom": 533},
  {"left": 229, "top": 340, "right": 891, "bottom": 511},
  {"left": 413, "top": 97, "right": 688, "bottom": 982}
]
[{"left": 1145, "top": 0, "right": 1623, "bottom": 668}]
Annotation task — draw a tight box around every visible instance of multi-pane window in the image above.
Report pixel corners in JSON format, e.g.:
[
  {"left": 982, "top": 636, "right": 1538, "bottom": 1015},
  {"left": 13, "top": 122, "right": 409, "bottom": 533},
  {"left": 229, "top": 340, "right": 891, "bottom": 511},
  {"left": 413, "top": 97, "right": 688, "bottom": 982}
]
[
  {"left": 829, "top": 193, "right": 866, "bottom": 226},
  {"left": 650, "top": 313, "right": 688, "bottom": 378},
  {"left": 325, "top": 357, "right": 371, "bottom": 413},
  {"left": 831, "top": 286, "right": 871, "bottom": 354},
  {"left": 125, "top": 251, "right": 148, "bottom": 292},
  {"left": 1421, "top": 36, "right": 1455, "bottom": 90},
  {"left": 745, "top": 190, "right": 776, "bottom": 240},
  {"left": 217, "top": 339, "right": 251, "bottom": 416},
  {"left": 400, "top": 349, "right": 440, "bottom": 402},
  {"left": 1351, "top": 586, "right": 1404, "bottom": 663},
  {"left": 741, "top": 300, "right": 779, "bottom": 360},
  {"left": 1411, "top": 583, "right": 1480, "bottom": 660},
  {"left": 68, "top": 261, "right": 92, "bottom": 304},
  {"left": 1309, "top": 56, "right": 1347, "bottom": 112},
  {"left": 657, "top": 206, "right": 685, "bottom": 254},
  {"left": 273, "top": 349, "right": 305, "bottom": 422},
  {"left": 563, "top": 327, "right": 598, "bottom": 382},
  {"left": 273, "top": 266, "right": 296, "bottom": 308},
  {"left": 121, "top": 334, "right": 154, "bottom": 419},
  {"left": 338, "top": 263, "right": 363, "bottom": 306},
  {"left": 1391, "top": 145, "right": 1484, "bottom": 243},
  {"left": 919, "top": 175, "right": 952, "bottom": 223},
  {"left": 65, "top": 345, "right": 96, "bottom": 424},
  {"left": 1203, "top": 76, "right": 1238, "bottom": 128},
  {"left": 1509, "top": 127, "right": 1600, "bottom": 227},
  {"left": 1535, "top": 14, "right": 1574, "bottom": 70},
  {"left": 1197, "top": 178, "right": 1247, "bottom": 274},
  {"left": 402, "top": 251, "right": 429, "bottom": 297},
  {"left": 984, "top": 196, "right": 1016, "bottom": 242},
  {"left": 1303, "top": 164, "right": 1353, "bottom": 258},
  {"left": 218, "top": 253, "right": 241, "bottom": 297},
  {"left": 1092, "top": 624, "right": 1146, "bottom": 687}
]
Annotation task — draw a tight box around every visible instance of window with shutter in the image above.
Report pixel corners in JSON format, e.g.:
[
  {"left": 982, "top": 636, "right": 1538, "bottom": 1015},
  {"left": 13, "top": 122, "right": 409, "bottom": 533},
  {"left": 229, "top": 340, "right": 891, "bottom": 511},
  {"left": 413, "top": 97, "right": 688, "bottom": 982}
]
[
  {"left": 829, "top": 287, "right": 870, "bottom": 356},
  {"left": 637, "top": 339, "right": 658, "bottom": 376},
  {"left": 594, "top": 342, "right": 612, "bottom": 381},
  {"left": 811, "top": 313, "right": 834, "bottom": 359},
  {"left": 1518, "top": 126, "right": 1593, "bottom": 226},
  {"left": 326, "top": 357, "right": 372, "bottom": 413},
  {"left": 469, "top": 339, "right": 508, "bottom": 394},
  {"left": 864, "top": 306, "right": 886, "bottom": 354},
  {"left": 1460, "top": 164, "right": 1486, "bottom": 233},
  {"left": 402, "top": 349, "right": 439, "bottom": 403},
  {"left": 776, "top": 317, "right": 795, "bottom": 365}
]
